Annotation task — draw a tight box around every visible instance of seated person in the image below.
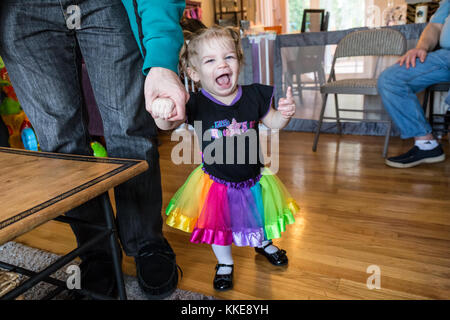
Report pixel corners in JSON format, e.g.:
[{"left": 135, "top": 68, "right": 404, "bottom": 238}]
[{"left": 378, "top": 0, "right": 450, "bottom": 168}]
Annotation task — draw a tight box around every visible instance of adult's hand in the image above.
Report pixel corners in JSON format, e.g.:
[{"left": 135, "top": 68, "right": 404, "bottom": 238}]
[
  {"left": 144, "top": 67, "right": 189, "bottom": 121},
  {"left": 398, "top": 48, "right": 428, "bottom": 69}
]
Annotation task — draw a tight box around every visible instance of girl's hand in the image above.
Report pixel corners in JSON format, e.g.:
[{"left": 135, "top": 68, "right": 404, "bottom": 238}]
[
  {"left": 277, "top": 86, "right": 296, "bottom": 120},
  {"left": 150, "top": 98, "right": 176, "bottom": 120}
]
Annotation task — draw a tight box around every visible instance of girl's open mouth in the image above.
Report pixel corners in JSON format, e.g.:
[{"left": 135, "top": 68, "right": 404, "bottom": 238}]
[{"left": 215, "top": 73, "right": 232, "bottom": 89}]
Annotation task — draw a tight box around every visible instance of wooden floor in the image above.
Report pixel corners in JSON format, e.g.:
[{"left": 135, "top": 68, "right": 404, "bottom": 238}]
[{"left": 14, "top": 131, "right": 450, "bottom": 300}]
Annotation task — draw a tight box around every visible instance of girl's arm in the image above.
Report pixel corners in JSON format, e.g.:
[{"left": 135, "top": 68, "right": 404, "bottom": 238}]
[
  {"left": 154, "top": 118, "right": 186, "bottom": 131},
  {"left": 262, "top": 87, "right": 296, "bottom": 129}
]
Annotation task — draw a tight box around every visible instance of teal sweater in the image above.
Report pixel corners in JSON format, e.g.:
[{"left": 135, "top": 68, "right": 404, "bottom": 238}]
[{"left": 121, "top": 0, "right": 185, "bottom": 75}]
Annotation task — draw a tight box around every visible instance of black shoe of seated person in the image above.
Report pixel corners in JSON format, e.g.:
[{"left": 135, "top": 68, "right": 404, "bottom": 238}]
[
  {"left": 385, "top": 145, "right": 445, "bottom": 168},
  {"left": 135, "top": 238, "right": 180, "bottom": 299}
]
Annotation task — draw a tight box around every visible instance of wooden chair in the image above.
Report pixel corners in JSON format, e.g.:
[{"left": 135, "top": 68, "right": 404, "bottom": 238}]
[{"left": 312, "top": 28, "right": 407, "bottom": 158}]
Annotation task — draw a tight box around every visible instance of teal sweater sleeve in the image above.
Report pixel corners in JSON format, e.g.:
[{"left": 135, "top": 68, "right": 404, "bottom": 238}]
[{"left": 121, "top": 0, "right": 185, "bottom": 75}]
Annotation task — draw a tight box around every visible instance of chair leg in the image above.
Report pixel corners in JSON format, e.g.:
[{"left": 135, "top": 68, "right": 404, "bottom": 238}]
[
  {"left": 297, "top": 74, "right": 303, "bottom": 104},
  {"left": 429, "top": 88, "right": 435, "bottom": 134},
  {"left": 334, "top": 94, "right": 342, "bottom": 134},
  {"left": 383, "top": 121, "right": 392, "bottom": 158},
  {"left": 318, "top": 67, "right": 326, "bottom": 86},
  {"left": 422, "top": 88, "right": 430, "bottom": 118},
  {"left": 313, "top": 94, "right": 329, "bottom": 152},
  {"left": 283, "top": 73, "right": 289, "bottom": 95}
]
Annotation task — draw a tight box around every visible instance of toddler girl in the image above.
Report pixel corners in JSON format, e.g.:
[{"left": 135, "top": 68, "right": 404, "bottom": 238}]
[{"left": 150, "top": 26, "right": 299, "bottom": 291}]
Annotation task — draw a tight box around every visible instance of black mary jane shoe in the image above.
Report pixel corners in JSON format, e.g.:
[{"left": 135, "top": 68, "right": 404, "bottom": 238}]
[
  {"left": 213, "top": 264, "right": 234, "bottom": 291},
  {"left": 254, "top": 241, "right": 288, "bottom": 266}
]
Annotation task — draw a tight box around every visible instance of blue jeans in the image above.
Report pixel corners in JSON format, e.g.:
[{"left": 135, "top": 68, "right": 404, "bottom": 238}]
[
  {"left": 377, "top": 48, "right": 450, "bottom": 139},
  {"left": 0, "top": 0, "right": 164, "bottom": 257}
]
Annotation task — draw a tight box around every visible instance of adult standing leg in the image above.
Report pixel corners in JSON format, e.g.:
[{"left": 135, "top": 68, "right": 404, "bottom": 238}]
[
  {"left": 0, "top": 0, "right": 179, "bottom": 298},
  {"left": 73, "top": 0, "right": 178, "bottom": 298}
]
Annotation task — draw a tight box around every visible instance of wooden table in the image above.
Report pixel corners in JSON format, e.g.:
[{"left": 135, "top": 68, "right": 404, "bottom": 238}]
[{"left": 0, "top": 147, "right": 148, "bottom": 300}]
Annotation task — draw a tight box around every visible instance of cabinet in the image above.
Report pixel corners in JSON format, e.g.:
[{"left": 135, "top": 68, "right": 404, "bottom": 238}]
[{"left": 213, "top": 0, "right": 248, "bottom": 27}]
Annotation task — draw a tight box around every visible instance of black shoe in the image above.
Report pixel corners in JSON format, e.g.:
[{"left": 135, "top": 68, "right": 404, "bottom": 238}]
[
  {"left": 70, "top": 253, "right": 120, "bottom": 300},
  {"left": 255, "top": 241, "right": 288, "bottom": 266},
  {"left": 135, "top": 238, "right": 180, "bottom": 299},
  {"left": 385, "top": 145, "right": 445, "bottom": 168},
  {"left": 213, "top": 264, "right": 234, "bottom": 291}
]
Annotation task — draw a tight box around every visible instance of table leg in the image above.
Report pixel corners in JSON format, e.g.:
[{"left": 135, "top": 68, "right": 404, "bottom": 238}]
[{"left": 100, "top": 192, "right": 127, "bottom": 300}]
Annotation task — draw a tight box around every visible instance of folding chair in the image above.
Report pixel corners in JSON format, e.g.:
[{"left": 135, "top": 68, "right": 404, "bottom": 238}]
[{"left": 312, "top": 28, "right": 407, "bottom": 158}]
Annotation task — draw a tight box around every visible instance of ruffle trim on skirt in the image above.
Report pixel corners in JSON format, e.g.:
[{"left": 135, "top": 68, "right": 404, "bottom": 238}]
[
  {"left": 190, "top": 227, "right": 266, "bottom": 247},
  {"left": 165, "top": 207, "right": 197, "bottom": 233},
  {"left": 264, "top": 207, "right": 297, "bottom": 240}
]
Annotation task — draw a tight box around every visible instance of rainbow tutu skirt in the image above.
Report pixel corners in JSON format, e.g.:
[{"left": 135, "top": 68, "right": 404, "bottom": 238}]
[{"left": 165, "top": 165, "right": 299, "bottom": 247}]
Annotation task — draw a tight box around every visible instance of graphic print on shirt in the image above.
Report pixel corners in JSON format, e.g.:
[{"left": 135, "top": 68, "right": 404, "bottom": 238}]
[{"left": 210, "top": 118, "right": 257, "bottom": 140}]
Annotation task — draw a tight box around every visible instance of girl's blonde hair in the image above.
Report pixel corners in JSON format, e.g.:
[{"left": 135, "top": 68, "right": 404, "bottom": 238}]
[{"left": 179, "top": 26, "right": 244, "bottom": 76}]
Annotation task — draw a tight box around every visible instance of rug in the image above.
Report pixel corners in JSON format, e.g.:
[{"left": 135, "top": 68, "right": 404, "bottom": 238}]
[{"left": 0, "top": 242, "right": 214, "bottom": 300}]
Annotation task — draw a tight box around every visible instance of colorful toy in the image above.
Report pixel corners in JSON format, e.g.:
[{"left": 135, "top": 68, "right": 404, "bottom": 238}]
[
  {"left": 21, "top": 128, "right": 39, "bottom": 151},
  {"left": 90, "top": 141, "right": 107, "bottom": 157},
  {"left": 2, "top": 111, "right": 27, "bottom": 149},
  {"left": 0, "top": 56, "right": 40, "bottom": 150}
]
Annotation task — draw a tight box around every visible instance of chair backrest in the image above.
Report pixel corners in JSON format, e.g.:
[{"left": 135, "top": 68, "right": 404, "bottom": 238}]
[
  {"left": 182, "top": 72, "right": 198, "bottom": 92},
  {"left": 334, "top": 28, "right": 406, "bottom": 60},
  {"left": 301, "top": 9, "right": 325, "bottom": 33}
]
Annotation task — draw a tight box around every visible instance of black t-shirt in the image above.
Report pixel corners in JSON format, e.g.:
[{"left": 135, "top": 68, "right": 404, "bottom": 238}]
[{"left": 186, "top": 84, "right": 274, "bottom": 183}]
